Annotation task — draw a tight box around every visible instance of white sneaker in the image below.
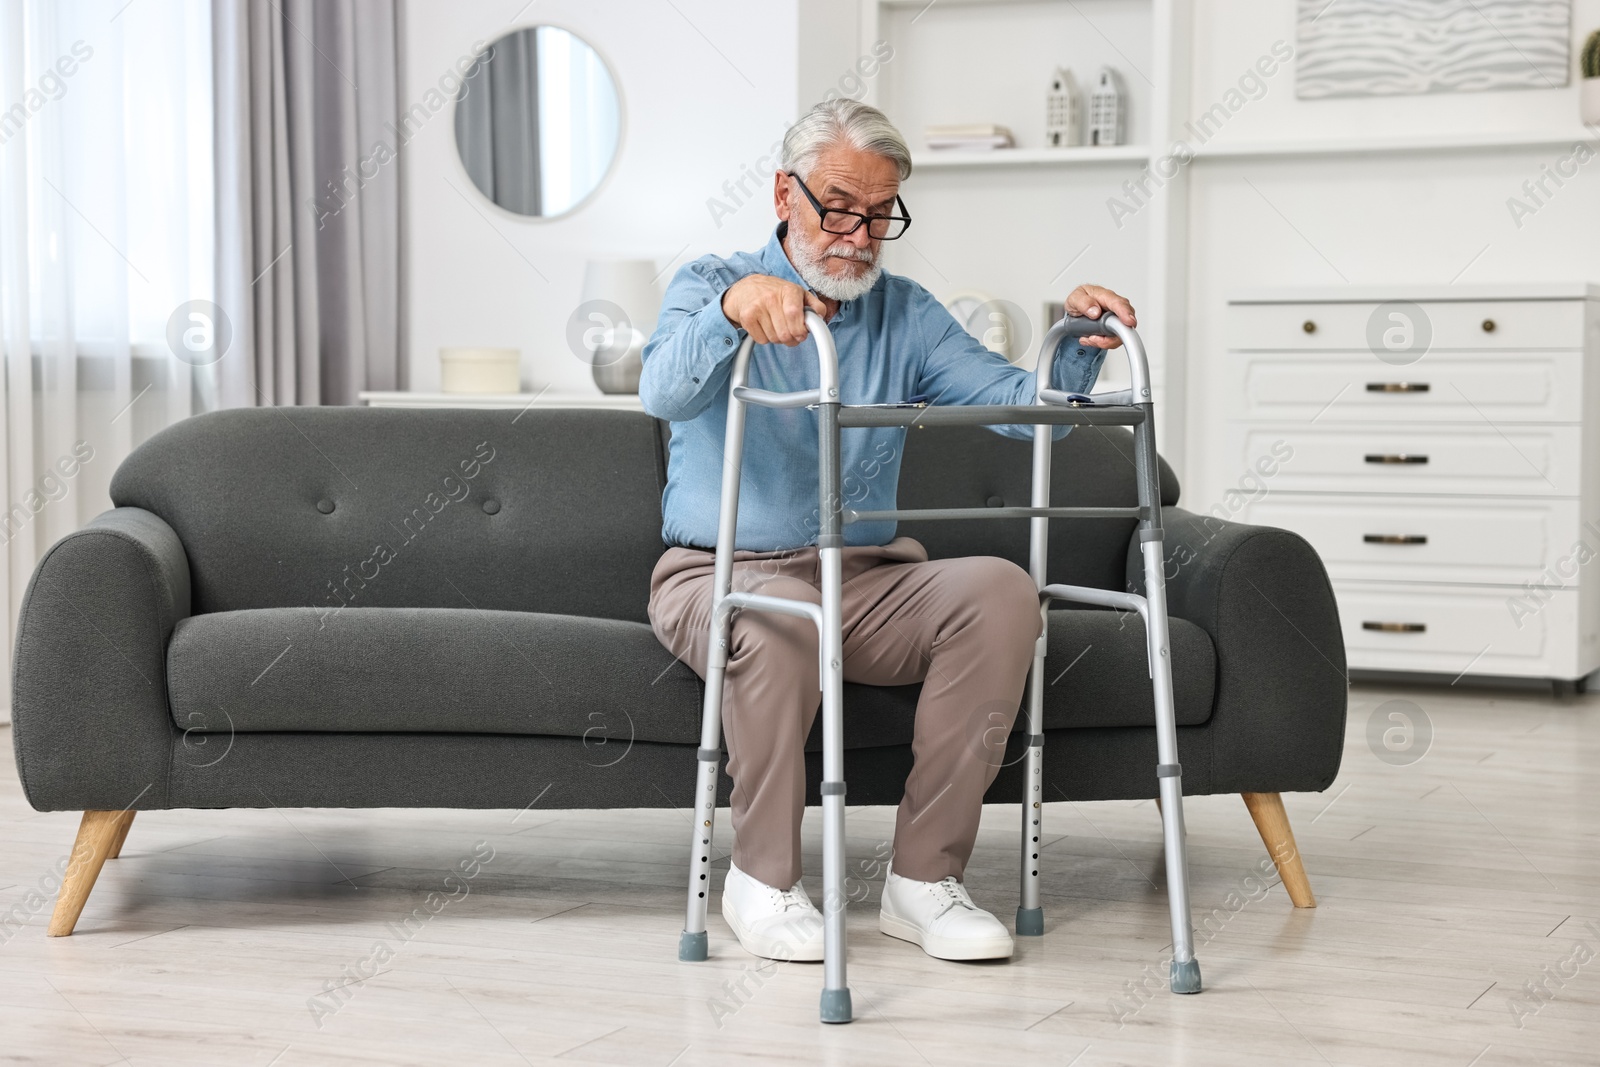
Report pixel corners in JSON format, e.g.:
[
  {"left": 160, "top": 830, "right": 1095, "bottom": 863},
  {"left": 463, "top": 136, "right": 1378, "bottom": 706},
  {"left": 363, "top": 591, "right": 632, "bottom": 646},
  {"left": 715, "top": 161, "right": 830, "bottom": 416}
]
[
  {"left": 721, "top": 862, "right": 824, "bottom": 962},
  {"left": 879, "top": 865, "right": 1015, "bottom": 960}
]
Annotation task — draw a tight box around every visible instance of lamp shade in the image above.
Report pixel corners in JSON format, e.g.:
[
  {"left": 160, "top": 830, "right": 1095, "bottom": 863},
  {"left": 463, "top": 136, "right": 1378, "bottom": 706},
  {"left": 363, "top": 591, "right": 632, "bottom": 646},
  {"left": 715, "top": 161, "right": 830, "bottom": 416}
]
[{"left": 580, "top": 259, "right": 662, "bottom": 336}]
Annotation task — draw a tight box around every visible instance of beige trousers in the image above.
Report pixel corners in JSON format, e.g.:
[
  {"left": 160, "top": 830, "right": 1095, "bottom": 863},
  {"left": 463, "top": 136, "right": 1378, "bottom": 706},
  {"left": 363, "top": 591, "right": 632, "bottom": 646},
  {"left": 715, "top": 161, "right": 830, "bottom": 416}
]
[{"left": 647, "top": 536, "right": 1042, "bottom": 888}]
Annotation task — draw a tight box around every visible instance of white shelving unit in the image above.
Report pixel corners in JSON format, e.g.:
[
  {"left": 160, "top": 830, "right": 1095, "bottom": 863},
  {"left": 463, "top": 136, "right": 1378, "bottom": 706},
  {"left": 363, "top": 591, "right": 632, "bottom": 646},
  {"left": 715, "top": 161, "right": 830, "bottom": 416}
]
[{"left": 860, "top": 0, "right": 1192, "bottom": 458}]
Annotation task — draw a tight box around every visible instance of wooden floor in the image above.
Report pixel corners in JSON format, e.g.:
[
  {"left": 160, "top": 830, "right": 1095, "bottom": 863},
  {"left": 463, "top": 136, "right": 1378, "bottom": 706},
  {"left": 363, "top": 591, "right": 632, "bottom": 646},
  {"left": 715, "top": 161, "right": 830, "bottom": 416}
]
[{"left": 3, "top": 682, "right": 1598, "bottom": 1065}]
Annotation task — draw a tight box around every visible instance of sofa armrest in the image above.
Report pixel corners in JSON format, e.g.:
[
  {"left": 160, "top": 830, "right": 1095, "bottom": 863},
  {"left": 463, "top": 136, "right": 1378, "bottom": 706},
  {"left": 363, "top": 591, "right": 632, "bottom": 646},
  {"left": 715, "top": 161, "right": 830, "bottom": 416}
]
[
  {"left": 1127, "top": 506, "right": 1348, "bottom": 794},
  {"left": 11, "top": 507, "right": 190, "bottom": 811}
]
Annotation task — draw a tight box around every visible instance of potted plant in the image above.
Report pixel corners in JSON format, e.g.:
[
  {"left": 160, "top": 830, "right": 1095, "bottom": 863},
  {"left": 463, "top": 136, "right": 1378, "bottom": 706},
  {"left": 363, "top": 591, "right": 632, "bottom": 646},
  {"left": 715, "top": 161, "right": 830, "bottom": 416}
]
[{"left": 1585, "top": 29, "right": 1600, "bottom": 126}]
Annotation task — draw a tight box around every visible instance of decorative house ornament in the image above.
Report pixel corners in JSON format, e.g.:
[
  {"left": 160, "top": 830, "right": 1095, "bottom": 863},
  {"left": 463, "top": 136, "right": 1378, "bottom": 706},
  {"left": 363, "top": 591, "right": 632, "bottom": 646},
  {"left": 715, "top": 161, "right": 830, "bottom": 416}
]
[
  {"left": 1088, "top": 68, "right": 1125, "bottom": 146},
  {"left": 1296, "top": 0, "right": 1572, "bottom": 99},
  {"left": 1046, "top": 68, "right": 1082, "bottom": 147},
  {"left": 1583, "top": 29, "right": 1600, "bottom": 125}
]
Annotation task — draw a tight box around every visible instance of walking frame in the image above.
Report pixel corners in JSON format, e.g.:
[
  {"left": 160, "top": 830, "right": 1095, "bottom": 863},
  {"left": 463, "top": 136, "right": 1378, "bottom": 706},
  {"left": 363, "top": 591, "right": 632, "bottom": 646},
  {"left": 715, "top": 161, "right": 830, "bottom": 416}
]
[{"left": 676, "top": 309, "right": 1202, "bottom": 1023}]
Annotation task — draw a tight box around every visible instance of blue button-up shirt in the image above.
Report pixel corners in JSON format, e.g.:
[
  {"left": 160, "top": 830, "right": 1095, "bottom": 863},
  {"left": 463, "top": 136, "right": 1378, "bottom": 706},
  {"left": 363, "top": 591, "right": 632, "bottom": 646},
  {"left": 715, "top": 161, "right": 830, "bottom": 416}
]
[{"left": 639, "top": 225, "right": 1108, "bottom": 550}]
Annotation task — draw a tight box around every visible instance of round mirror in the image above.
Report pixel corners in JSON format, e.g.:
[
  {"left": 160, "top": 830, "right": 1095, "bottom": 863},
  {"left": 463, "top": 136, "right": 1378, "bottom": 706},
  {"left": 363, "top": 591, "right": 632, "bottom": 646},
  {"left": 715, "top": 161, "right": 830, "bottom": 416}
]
[{"left": 454, "top": 26, "right": 621, "bottom": 217}]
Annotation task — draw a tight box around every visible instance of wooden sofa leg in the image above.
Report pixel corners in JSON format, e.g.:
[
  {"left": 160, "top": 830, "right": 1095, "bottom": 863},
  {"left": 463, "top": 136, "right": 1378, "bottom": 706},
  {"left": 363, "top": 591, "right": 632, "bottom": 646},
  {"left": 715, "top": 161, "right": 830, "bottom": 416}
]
[
  {"left": 107, "top": 810, "right": 135, "bottom": 859},
  {"left": 1242, "top": 792, "right": 1316, "bottom": 908},
  {"left": 48, "top": 811, "right": 129, "bottom": 936}
]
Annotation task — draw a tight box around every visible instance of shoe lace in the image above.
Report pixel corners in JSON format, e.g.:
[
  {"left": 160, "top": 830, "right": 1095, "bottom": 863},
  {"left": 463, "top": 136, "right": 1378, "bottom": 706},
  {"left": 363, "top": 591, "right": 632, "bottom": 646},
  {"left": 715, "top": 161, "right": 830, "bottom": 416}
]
[
  {"left": 929, "top": 876, "right": 977, "bottom": 917},
  {"left": 771, "top": 884, "right": 811, "bottom": 913}
]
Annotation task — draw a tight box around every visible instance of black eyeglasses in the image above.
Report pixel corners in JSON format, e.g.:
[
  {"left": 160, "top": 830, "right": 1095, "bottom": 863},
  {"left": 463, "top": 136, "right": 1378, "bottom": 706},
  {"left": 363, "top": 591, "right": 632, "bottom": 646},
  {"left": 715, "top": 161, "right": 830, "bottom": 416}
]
[{"left": 786, "top": 172, "right": 912, "bottom": 240}]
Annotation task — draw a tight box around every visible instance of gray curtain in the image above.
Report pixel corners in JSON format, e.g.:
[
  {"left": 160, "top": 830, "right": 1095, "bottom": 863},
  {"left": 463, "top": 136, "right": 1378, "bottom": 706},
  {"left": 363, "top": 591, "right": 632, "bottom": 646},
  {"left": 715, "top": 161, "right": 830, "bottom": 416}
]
[
  {"left": 454, "top": 28, "right": 541, "bottom": 216},
  {"left": 213, "top": 0, "right": 406, "bottom": 408}
]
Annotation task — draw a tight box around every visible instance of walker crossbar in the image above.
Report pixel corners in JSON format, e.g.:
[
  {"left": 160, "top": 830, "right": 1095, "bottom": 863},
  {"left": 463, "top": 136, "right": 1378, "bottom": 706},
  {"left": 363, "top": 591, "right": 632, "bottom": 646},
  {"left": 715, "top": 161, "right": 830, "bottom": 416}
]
[
  {"left": 1042, "top": 583, "right": 1148, "bottom": 617},
  {"left": 718, "top": 590, "right": 824, "bottom": 627},
  {"left": 846, "top": 506, "right": 1143, "bottom": 523},
  {"left": 679, "top": 309, "right": 1201, "bottom": 1027},
  {"left": 837, "top": 405, "right": 1144, "bottom": 428}
]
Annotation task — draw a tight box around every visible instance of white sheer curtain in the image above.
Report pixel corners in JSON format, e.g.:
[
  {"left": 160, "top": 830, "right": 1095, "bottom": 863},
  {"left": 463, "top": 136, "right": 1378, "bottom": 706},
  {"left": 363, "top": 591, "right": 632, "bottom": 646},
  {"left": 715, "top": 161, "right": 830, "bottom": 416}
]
[{"left": 0, "top": 0, "right": 212, "bottom": 723}]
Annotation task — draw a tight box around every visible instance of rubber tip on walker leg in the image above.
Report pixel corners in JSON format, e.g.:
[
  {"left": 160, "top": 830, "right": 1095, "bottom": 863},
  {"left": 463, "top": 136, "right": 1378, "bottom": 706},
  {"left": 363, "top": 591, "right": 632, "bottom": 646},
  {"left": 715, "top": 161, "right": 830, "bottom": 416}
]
[
  {"left": 678, "top": 929, "right": 708, "bottom": 962},
  {"left": 1016, "top": 906, "right": 1044, "bottom": 937},
  {"left": 1169, "top": 957, "right": 1202, "bottom": 994},
  {"left": 819, "top": 987, "right": 853, "bottom": 1024}
]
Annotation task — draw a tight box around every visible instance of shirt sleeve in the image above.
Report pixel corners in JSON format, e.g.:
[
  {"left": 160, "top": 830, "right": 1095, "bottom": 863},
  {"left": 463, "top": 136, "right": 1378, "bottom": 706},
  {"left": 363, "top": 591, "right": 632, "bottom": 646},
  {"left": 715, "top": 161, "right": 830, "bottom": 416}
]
[
  {"left": 638, "top": 257, "right": 748, "bottom": 422},
  {"left": 910, "top": 285, "right": 1109, "bottom": 441}
]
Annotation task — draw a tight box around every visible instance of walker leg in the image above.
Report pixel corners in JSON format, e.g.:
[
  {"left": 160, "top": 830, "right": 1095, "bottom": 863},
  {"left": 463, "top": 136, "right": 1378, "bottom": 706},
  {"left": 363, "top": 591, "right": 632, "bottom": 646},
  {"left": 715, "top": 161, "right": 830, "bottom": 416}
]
[
  {"left": 1141, "top": 534, "right": 1201, "bottom": 994},
  {"left": 1125, "top": 394, "right": 1201, "bottom": 995},
  {"left": 1016, "top": 639, "right": 1046, "bottom": 936},
  {"left": 680, "top": 644, "right": 730, "bottom": 962},
  {"left": 678, "top": 754, "right": 719, "bottom": 961},
  {"left": 817, "top": 403, "right": 852, "bottom": 1023},
  {"left": 682, "top": 378, "right": 750, "bottom": 963},
  {"left": 1018, "top": 423, "right": 1053, "bottom": 937}
]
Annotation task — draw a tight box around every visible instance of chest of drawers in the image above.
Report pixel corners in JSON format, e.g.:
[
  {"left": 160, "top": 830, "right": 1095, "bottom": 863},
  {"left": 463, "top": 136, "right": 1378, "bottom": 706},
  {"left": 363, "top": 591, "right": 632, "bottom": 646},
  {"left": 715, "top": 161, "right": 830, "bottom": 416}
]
[{"left": 1219, "top": 284, "right": 1600, "bottom": 691}]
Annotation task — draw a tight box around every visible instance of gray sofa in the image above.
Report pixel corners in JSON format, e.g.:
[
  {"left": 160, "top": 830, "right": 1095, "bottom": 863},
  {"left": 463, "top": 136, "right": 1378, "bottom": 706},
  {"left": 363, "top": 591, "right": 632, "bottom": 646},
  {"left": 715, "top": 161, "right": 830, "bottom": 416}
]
[{"left": 12, "top": 407, "right": 1347, "bottom": 936}]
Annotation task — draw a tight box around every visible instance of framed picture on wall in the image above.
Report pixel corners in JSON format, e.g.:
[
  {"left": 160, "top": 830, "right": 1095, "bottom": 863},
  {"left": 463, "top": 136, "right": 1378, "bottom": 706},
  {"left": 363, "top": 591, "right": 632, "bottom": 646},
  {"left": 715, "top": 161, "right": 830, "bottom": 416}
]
[{"left": 1295, "top": 0, "right": 1572, "bottom": 99}]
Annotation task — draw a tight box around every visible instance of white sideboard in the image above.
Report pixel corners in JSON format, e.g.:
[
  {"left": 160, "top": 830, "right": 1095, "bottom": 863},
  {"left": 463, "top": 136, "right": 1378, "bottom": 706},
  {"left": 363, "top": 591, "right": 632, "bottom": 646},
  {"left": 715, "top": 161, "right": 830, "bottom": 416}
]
[{"left": 1218, "top": 283, "right": 1600, "bottom": 692}]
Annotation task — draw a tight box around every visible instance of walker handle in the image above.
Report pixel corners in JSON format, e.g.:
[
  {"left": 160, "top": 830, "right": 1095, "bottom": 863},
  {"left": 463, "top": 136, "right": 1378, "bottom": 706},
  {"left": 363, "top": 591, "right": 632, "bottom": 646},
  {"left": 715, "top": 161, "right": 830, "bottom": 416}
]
[
  {"left": 1034, "top": 312, "right": 1152, "bottom": 405},
  {"left": 728, "top": 309, "right": 841, "bottom": 408}
]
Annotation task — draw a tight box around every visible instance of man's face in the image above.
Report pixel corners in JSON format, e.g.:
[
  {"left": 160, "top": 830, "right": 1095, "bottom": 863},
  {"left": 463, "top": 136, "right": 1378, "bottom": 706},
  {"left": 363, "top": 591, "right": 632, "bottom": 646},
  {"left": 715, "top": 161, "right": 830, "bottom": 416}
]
[{"left": 777, "top": 143, "right": 900, "bottom": 289}]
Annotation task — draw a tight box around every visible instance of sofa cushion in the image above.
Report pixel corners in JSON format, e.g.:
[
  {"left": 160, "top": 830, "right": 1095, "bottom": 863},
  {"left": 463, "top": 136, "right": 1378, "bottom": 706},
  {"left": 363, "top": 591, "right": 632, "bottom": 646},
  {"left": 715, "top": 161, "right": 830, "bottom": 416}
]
[
  {"left": 169, "top": 604, "right": 1213, "bottom": 746},
  {"left": 112, "top": 408, "right": 668, "bottom": 623},
  {"left": 167, "top": 607, "right": 706, "bottom": 744}
]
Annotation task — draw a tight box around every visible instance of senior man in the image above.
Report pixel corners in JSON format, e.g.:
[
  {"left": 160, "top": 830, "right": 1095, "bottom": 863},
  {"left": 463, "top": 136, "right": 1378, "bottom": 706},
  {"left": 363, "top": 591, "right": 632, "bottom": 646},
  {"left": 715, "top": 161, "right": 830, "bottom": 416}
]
[{"left": 639, "top": 99, "right": 1134, "bottom": 963}]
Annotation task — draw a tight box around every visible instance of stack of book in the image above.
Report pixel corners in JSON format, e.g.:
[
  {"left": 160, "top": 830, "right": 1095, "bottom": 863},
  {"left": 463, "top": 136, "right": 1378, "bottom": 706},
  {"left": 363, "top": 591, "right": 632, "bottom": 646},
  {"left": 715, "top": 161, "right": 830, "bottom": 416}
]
[{"left": 924, "top": 124, "right": 1014, "bottom": 151}]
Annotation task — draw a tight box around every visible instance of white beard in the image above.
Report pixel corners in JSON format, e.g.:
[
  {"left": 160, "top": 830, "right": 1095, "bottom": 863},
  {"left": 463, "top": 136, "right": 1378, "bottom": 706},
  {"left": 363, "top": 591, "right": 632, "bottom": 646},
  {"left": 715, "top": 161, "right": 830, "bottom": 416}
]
[{"left": 788, "top": 229, "right": 882, "bottom": 303}]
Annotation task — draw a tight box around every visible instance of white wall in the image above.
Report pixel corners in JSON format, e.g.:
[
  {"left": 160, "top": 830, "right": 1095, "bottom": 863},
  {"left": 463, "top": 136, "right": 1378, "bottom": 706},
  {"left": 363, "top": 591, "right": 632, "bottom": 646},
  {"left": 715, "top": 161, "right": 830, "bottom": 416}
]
[
  {"left": 798, "top": 0, "right": 867, "bottom": 109},
  {"left": 1181, "top": 0, "right": 1600, "bottom": 506},
  {"left": 401, "top": 0, "right": 799, "bottom": 395}
]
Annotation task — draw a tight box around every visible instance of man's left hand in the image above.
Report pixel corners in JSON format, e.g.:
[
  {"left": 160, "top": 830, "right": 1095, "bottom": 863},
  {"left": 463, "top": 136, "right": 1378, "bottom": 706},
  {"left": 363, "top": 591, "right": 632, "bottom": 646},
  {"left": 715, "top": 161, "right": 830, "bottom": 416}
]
[{"left": 1064, "top": 284, "right": 1137, "bottom": 350}]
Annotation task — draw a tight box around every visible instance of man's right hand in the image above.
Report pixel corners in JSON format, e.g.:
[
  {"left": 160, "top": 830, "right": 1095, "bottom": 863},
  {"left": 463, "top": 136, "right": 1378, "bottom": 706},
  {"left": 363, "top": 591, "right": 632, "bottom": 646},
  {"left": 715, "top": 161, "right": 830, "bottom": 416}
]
[{"left": 720, "top": 275, "right": 831, "bottom": 347}]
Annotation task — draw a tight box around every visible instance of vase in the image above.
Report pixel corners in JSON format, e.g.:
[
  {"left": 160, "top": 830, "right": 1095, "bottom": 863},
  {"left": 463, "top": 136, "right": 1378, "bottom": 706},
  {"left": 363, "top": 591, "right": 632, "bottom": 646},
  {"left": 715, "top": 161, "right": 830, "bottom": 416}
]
[
  {"left": 591, "top": 327, "right": 644, "bottom": 394},
  {"left": 1584, "top": 78, "right": 1600, "bottom": 127}
]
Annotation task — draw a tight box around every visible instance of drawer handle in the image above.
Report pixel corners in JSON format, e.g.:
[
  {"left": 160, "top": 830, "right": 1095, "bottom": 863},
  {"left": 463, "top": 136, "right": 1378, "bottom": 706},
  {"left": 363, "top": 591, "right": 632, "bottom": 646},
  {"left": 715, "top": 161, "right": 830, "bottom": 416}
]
[
  {"left": 1363, "top": 621, "right": 1426, "bottom": 633},
  {"left": 1366, "top": 382, "right": 1430, "bottom": 393},
  {"left": 1302, "top": 320, "right": 1317, "bottom": 334},
  {"left": 1365, "top": 453, "right": 1429, "bottom": 465},
  {"left": 1363, "top": 534, "right": 1428, "bottom": 545},
  {"left": 1482, "top": 318, "right": 1496, "bottom": 333}
]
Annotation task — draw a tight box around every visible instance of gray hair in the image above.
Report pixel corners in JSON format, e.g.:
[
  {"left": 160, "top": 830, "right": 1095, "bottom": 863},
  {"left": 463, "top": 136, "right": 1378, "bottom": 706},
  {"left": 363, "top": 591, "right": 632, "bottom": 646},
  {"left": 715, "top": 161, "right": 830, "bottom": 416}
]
[{"left": 780, "top": 99, "right": 912, "bottom": 182}]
